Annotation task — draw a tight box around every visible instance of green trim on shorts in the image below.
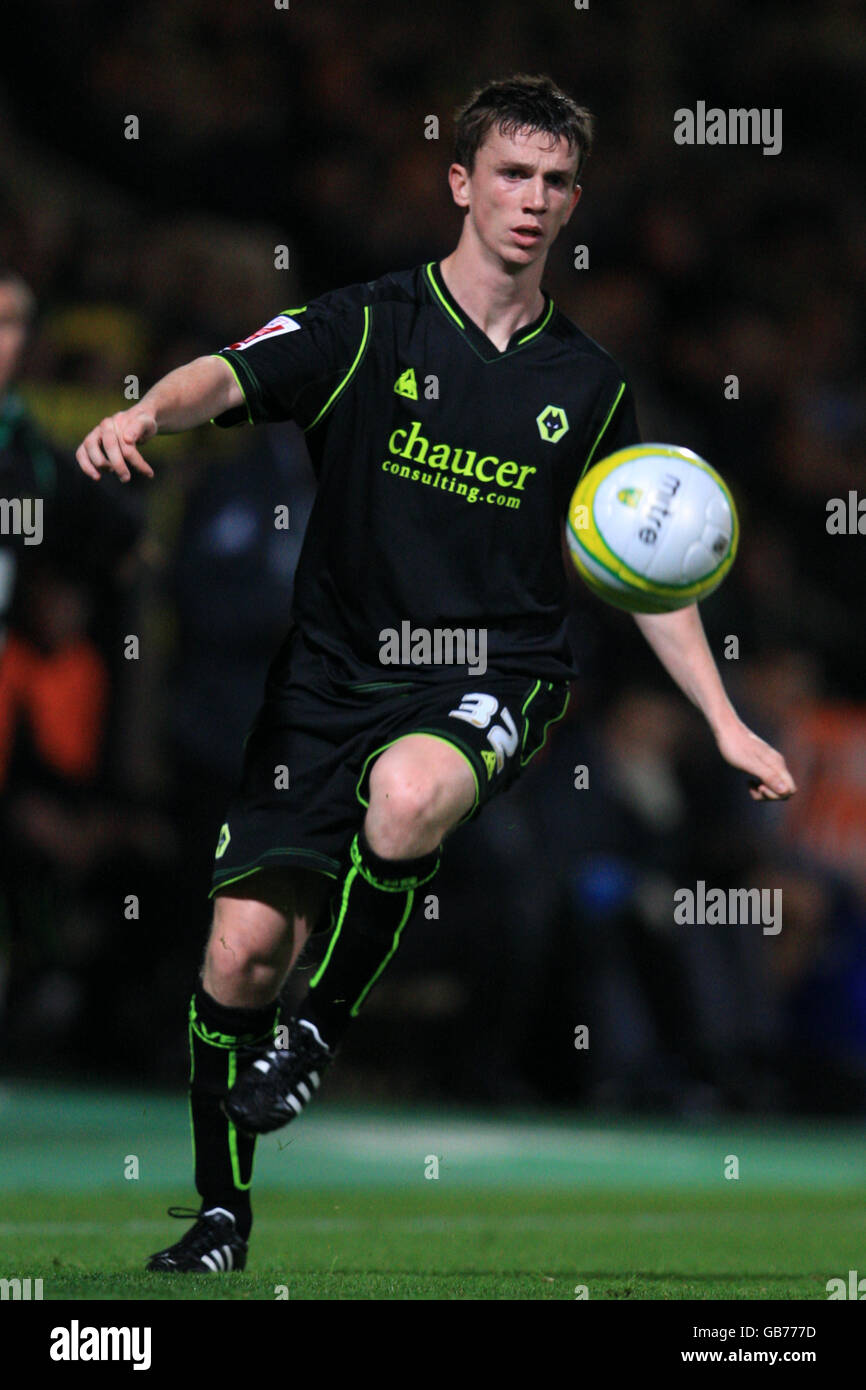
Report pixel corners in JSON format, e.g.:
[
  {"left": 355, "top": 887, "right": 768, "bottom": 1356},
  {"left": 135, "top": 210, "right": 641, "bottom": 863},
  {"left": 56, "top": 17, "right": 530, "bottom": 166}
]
[
  {"left": 519, "top": 684, "right": 571, "bottom": 767},
  {"left": 354, "top": 730, "right": 481, "bottom": 825},
  {"left": 346, "top": 680, "right": 416, "bottom": 693},
  {"left": 210, "top": 849, "right": 340, "bottom": 899},
  {"left": 520, "top": 680, "right": 543, "bottom": 750}
]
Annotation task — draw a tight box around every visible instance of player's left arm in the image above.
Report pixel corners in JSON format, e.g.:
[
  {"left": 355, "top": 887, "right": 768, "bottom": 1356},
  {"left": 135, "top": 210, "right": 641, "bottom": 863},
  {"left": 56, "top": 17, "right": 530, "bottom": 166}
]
[{"left": 633, "top": 603, "right": 796, "bottom": 802}]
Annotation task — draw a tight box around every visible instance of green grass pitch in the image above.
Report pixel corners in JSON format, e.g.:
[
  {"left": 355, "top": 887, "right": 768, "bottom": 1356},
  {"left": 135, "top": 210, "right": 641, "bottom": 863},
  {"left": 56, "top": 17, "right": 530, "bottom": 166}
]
[{"left": 2, "top": 1083, "right": 864, "bottom": 1300}]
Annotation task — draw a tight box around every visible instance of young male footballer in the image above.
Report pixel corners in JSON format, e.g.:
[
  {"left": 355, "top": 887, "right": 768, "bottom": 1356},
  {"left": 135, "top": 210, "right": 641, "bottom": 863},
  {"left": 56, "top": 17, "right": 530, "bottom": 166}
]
[{"left": 76, "top": 75, "right": 796, "bottom": 1272}]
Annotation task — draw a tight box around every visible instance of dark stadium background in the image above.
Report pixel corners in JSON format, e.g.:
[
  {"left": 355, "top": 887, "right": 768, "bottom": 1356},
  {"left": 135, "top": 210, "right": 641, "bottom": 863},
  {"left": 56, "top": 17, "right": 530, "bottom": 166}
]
[{"left": 1, "top": 0, "right": 864, "bottom": 1119}]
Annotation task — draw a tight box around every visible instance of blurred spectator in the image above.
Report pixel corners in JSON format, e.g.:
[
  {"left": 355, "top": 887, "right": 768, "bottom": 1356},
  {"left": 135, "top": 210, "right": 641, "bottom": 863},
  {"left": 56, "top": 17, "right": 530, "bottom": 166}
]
[{"left": 163, "top": 423, "right": 315, "bottom": 942}]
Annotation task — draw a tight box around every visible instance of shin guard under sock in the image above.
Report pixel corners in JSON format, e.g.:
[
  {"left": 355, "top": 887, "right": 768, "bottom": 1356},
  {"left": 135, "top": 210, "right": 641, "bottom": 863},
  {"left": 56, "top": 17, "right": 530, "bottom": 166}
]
[
  {"left": 299, "top": 829, "right": 440, "bottom": 1046},
  {"left": 188, "top": 985, "right": 279, "bottom": 1239}
]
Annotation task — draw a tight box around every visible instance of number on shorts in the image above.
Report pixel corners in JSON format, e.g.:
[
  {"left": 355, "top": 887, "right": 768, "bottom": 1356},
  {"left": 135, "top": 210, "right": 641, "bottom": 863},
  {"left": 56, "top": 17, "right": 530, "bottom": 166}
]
[{"left": 449, "top": 692, "right": 519, "bottom": 774}]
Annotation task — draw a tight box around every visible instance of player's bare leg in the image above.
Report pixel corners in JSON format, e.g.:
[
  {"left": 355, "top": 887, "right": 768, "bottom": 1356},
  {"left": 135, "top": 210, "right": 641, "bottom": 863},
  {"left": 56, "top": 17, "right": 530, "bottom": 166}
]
[
  {"left": 203, "top": 871, "right": 322, "bottom": 1007},
  {"left": 226, "top": 736, "right": 475, "bottom": 1136},
  {"left": 146, "top": 870, "right": 329, "bottom": 1272},
  {"left": 363, "top": 733, "right": 476, "bottom": 856}
]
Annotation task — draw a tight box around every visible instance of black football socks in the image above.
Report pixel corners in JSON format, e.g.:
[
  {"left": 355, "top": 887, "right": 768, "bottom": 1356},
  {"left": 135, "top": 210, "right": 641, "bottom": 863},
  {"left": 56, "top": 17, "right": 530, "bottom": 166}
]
[
  {"left": 188, "top": 984, "right": 279, "bottom": 1240},
  {"left": 298, "top": 829, "right": 441, "bottom": 1048}
]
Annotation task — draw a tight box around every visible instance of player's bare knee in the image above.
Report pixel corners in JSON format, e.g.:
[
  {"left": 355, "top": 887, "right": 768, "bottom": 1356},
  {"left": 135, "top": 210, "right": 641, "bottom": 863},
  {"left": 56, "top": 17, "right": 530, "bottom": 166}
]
[
  {"left": 366, "top": 766, "right": 449, "bottom": 857},
  {"left": 203, "top": 935, "right": 282, "bottom": 1007},
  {"left": 203, "top": 902, "right": 288, "bottom": 1006}
]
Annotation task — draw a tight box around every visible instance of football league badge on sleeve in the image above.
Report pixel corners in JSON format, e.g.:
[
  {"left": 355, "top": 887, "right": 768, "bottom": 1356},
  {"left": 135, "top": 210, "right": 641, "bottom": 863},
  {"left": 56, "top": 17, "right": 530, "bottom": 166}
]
[{"left": 228, "top": 315, "right": 302, "bottom": 351}]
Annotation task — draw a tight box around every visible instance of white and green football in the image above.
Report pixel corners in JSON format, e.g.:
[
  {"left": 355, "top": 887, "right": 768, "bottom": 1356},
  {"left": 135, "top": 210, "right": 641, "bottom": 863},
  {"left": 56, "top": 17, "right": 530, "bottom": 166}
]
[{"left": 566, "top": 443, "right": 739, "bottom": 613}]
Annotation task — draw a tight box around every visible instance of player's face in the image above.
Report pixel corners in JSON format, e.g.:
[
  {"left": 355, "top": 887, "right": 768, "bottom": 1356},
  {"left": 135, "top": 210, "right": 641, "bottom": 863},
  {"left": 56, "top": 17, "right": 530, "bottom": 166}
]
[{"left": 450, "top": 126, "right": 582, "bottom": 269}]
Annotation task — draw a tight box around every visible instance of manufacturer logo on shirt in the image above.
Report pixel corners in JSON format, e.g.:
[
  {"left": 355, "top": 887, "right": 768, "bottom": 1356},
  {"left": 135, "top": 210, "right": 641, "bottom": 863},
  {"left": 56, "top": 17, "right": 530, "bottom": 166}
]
[
  {"left": 394, "top": 367, "right": 419, "bottom": 400},
  {"left": 227, "top": 315, "right": 302, "bottom": 352}
]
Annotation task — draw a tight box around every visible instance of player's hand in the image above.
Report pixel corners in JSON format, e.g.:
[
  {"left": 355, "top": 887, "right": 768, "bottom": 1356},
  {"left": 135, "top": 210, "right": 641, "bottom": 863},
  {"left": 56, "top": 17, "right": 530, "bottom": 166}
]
[
  {"left": 714, "top": 717, "right": 797, "bottom": 801},
  {"left": 76, "top": 409, "right": 157, "bottom": 483}
]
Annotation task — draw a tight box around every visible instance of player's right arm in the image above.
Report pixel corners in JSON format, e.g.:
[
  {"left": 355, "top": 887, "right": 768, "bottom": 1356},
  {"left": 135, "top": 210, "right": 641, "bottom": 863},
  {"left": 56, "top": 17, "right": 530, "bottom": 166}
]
[{"left": 75, "top": 355, "right": 243, "bottom": 482}]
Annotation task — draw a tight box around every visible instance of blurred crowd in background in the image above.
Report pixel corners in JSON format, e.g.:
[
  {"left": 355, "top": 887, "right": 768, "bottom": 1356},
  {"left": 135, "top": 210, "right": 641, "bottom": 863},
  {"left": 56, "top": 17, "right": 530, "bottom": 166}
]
[{"left": 0, "top": 0, "right": 864, "bottom": 1114}]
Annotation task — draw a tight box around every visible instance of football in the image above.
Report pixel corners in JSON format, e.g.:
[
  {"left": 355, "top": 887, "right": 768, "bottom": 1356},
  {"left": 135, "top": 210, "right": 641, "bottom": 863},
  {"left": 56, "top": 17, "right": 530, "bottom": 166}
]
[{"left": 566, "top": 444, "right": 739, "bottom": 613}]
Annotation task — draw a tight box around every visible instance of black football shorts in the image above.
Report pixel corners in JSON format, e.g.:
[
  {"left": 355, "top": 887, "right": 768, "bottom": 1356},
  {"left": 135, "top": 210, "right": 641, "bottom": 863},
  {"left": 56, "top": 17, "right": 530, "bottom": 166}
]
[{"left": 210, "top": 626, "right": 570, "bottom": 897}]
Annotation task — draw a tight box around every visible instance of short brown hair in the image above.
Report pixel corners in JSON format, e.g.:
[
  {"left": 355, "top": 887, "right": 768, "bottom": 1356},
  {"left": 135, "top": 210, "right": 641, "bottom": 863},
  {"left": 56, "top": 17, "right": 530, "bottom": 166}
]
[{"left": 454, "top": 74, "right": 594, "bottom": 184}]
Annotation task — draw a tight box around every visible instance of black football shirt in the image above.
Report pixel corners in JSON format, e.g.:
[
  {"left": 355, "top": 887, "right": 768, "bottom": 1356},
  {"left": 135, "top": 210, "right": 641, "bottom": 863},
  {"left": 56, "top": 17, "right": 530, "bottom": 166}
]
[{"left": 213, "top": 261, "right": 640, "bottom": 683}]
